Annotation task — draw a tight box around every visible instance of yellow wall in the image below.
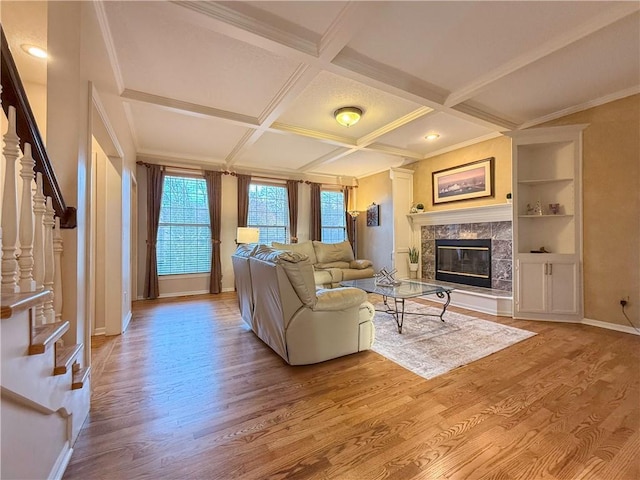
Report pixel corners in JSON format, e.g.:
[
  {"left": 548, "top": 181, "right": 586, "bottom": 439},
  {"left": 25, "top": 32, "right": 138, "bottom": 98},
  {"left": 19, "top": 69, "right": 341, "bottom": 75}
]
[
  {"left": 541, "top": 95, "right": 639, "bottom": 328},
  {"left": 411, "top": 135, "right": 512, "bottom": 211},
  {"left": 356, "top": 170, "right": 394, "bottom": 272}
]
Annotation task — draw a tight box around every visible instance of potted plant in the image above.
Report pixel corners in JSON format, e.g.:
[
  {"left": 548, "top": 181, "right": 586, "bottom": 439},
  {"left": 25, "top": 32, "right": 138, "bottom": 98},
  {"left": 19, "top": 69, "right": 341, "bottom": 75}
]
[
  {"left": 407, "top": 246, "right": 420, "bottom": 278},
  {"left": 415, "top": 203, "right": 425, "bottom": 213}
]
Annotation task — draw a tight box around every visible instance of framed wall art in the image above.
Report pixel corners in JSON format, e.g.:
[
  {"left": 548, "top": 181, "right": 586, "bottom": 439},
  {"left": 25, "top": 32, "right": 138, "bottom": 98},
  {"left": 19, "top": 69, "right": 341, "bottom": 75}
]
[
  {"left": 366, "top": 203, "right": 379, "bottom": 226},
  {"left": 432, "top": 157, "right": 494, "bottom": 204}
]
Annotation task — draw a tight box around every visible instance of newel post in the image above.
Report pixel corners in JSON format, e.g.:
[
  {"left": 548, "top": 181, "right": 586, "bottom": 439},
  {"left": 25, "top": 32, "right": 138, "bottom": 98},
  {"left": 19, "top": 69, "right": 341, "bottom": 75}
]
[{"left": 53, "top": 217, "right": 63, "bottom": 321}]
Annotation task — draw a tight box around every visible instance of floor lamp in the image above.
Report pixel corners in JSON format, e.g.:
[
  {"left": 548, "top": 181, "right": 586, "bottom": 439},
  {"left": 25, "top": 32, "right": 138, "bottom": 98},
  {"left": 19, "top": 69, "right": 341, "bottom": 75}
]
[{"left": 348, "top": 210, "right": 360, "bottom": 258}]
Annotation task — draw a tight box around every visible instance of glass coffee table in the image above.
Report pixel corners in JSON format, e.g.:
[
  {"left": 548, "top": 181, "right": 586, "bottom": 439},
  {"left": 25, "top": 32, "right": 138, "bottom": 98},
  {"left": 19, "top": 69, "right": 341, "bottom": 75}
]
[{"left": 340, "top": 278, "right": 454, "bottom": 334}]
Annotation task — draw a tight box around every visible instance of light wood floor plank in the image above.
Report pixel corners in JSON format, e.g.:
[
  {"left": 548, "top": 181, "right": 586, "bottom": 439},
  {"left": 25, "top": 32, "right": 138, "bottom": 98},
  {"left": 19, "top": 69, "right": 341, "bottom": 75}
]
[{"left": 63, "top": 293, "right": 640, "bottom": 479}]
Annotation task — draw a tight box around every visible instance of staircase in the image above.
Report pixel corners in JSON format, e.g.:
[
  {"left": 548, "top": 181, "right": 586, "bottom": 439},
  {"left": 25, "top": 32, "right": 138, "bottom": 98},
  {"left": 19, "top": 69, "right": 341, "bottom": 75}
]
[{"left": 1, "top": 25, "right": 90, "bottom": 480}]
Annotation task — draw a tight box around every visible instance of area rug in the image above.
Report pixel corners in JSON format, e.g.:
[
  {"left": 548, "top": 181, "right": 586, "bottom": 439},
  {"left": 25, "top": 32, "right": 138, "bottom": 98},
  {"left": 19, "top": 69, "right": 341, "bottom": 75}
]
[{"left": 371, "top": 300, "right": 536, "bottom": 380}]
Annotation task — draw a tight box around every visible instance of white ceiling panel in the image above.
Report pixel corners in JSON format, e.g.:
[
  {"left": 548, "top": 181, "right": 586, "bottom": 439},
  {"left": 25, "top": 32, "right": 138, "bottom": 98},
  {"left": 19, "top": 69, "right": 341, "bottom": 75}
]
[
  {"left": 128, "top": 103, "right": 251, "bottom": 162},
  {"left": 312, "top": 150, "right": 403, "bottom": 178},
  {"left": 104, "top": 1, "right": 301, "bottom": 118},
  {"left": 374, "top": 112, "right": 496, "bottom": 156},
  {"left": 345, "top": 1, "right": 629, "bottom": 92},
  {"left": 471, "top": 12, "right": 640, "bottom": 122},
  {"left": 235, "top": 131, "right": 340, "bottom": 171},
  {"left": 246, "top": 1, "right": 348, "bottom": 36},
  {"left": 276, "top": 71, "right": 422, "bottom": 137}
]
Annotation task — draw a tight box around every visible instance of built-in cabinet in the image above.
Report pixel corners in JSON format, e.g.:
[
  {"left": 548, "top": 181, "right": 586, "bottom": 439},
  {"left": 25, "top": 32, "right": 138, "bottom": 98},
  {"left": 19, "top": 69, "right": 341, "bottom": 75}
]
[{"left": 507, "top": 124, "right": 587, "bottom": 321}]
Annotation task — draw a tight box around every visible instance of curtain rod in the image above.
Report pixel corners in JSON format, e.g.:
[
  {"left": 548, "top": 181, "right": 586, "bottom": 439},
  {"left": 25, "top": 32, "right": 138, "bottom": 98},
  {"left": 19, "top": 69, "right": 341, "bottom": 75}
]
[{"left": 135, "top": 160, "right": 357, "bottom": 188}]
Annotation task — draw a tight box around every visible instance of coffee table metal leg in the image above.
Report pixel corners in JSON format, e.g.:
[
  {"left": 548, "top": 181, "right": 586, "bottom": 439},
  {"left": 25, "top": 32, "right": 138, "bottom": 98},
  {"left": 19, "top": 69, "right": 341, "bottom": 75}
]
[
  {"left": 436, "top": 290, "right": 452, "bottom": 322},
  {"left": 394, "top": 297, "right": 405, "bottom": 334}
]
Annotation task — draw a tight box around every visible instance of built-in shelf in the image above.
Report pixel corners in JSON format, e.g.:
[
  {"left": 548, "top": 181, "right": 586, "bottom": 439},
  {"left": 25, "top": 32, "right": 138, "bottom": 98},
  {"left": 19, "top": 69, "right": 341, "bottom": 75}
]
[
  {"left": 518, "top": 178, "right": 573, "bottom": 185},
  {"left": 518, "top": 214, "right": 573, "bottom": 218}
]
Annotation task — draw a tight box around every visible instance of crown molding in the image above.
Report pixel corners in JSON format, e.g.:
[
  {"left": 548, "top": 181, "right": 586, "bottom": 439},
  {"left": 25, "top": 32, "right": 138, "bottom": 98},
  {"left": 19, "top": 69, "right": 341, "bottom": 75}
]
[
  {"left": 452, "top": 102, "right": 519, "bottom": 131},
  {"left": 92, "top": 1, "right": 125, "bottom": 93},
  {"left": 519, "top": 86, "right": 640, "bottom": 129},
  {"left": 364, "top": 143, "right": 423, "bottom": 160}
]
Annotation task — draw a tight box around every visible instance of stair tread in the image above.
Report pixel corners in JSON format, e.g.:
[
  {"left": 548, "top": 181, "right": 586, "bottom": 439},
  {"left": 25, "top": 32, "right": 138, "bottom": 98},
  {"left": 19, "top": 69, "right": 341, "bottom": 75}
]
[
  {"left": 72, "top": 366, "right": 91, "bottom": 390},
  {"left": 54, "top": 344, "right": 83, "bottom": 375},
  {"left": 29, "top": 321, "right": 70, "bottom": 355},
  {"left": 1, "top": 290, "right": 52, "bottom": 319}
]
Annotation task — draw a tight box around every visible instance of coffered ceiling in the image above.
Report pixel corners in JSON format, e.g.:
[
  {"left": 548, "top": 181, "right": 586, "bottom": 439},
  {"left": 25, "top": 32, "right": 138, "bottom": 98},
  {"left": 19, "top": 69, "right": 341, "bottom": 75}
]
[{"left": 5, "top": 1, "right": 640, "bottom": 180}]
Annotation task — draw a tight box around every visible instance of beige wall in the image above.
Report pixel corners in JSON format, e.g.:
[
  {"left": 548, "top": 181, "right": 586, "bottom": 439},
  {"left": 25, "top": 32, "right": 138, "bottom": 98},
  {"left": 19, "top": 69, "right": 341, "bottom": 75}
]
[
  {"left": 541, "top": 95, "right": 639, "bottom": 328},
  {"left": 356, "top": 170, "right": 394, "bottom": 271},
  {"left": 411, "top": 136, "right": 512, "bottom": 211}
]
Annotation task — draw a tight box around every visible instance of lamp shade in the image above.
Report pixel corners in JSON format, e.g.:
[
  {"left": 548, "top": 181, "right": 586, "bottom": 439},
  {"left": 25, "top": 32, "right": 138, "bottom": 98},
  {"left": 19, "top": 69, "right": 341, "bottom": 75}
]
[
  {"left": 334, "top": 107, "right": 362, "bottom": 127},
  {"left": 236, "top": 227, "right": 260, "bottom": 244}
]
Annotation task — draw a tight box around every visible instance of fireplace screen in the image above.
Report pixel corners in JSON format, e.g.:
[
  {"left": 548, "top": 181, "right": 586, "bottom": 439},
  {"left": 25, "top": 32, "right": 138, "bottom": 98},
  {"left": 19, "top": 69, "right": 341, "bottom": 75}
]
[{"left": 436, "top": 239, "right": 491, "bottom": 288}]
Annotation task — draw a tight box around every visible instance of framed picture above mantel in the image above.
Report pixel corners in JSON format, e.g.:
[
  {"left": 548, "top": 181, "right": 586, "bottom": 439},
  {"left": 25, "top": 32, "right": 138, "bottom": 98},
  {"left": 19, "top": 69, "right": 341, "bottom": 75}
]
[{"left": 432, "top": 157, "right": 494, "bottom": 204}]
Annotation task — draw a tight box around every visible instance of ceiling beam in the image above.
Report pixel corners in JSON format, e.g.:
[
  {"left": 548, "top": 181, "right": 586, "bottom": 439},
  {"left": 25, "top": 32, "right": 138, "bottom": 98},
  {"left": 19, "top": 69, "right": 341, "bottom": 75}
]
[
  {"left": 444, "top": 3, "right": 640, "bottom": 107},
  {"left": 120, "top": 88, "right": 260, "bottom": 128}
]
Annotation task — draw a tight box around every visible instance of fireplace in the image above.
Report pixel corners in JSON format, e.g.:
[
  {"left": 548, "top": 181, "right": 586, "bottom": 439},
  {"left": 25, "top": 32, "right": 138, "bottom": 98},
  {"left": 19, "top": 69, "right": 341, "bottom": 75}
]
[{"left": 435, "top": 239, "right": 492, "bottom": 288}]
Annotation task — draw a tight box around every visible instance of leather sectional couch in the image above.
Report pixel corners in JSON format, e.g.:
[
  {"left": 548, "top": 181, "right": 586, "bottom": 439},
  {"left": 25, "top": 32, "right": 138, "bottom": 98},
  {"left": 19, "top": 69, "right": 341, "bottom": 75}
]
[
  {"left": 232, "top": 244, "right": 376, "bottom": 365},
  {"left": 271, "top": 240, "right": 375, "bottom": 288}
]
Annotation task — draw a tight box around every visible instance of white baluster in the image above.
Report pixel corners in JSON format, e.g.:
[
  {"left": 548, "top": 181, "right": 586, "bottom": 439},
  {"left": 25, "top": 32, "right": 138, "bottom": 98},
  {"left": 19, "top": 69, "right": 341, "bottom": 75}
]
[
  {"left": 18, "top": 143, "right": 36, "bottom": 292},
  {"left": 1, "top": 106, "right": 20, "bottom": 293},
  {"left": 33, "top": 173, "right": 46, "bottom": 324},
  {"left": 43, "top": 197, "right": 55, "bottom": 323},
  {"left": 53, "top": 217, "right": 63, "bottom": 321}
]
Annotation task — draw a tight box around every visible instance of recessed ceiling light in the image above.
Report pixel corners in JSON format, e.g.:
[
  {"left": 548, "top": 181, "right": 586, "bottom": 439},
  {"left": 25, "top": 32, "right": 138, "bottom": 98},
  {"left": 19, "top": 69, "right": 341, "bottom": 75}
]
[
  {"left": 334, "top": 107, "right": 363, "bottom": 127},
  {"left": 21, "top": 44, "right": 48, "bottom": 59},
  {"left": 425, "top": 133, "right": 440, "bottom": 141}
]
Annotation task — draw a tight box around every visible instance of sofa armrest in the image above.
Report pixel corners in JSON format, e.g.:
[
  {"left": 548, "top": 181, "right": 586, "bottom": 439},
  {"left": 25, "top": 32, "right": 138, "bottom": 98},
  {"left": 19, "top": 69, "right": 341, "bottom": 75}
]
[{"left": 313, "top": 287, "right": 367, "bottom": 311}]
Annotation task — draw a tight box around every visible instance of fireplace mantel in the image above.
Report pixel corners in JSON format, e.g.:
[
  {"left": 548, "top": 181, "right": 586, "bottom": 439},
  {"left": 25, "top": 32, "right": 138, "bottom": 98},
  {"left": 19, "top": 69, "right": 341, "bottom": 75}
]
[{"left": 408, "top": 203, "right": 513, "bottom": 226}]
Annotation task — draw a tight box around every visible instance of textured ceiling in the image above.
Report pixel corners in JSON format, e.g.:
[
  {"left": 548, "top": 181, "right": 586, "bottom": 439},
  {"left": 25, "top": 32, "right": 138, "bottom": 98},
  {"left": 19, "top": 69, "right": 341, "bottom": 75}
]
[{"left": 4, "top": 1, "right": 639, "bottom": 181}]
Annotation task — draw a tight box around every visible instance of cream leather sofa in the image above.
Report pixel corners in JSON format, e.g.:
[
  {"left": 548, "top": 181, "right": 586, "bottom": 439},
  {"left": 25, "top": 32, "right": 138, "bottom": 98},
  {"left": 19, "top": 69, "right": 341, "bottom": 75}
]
[
  {"left": 271, "top": 240, "right": 375, "bottom": 288},
  {"left": 232, "top": 244, "right": 375, "bottom": 365}
]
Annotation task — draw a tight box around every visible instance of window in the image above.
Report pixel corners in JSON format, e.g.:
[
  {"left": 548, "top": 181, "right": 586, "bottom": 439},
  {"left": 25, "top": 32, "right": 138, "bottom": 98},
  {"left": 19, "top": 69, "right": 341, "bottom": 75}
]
[
  {"left": 157, "top": 175, "right": 211, "bottom": 275},
  {"left": 247, "top": 183, "right": 289, "bottom": 244},
  {"left": 320, "top": 189, "right": 346, "bottom": 243}
]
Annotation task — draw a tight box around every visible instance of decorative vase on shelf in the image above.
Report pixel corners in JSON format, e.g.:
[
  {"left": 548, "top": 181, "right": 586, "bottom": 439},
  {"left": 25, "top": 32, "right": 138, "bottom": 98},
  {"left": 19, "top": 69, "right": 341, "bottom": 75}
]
[{"left": 415, "top": 203, "right": 425, "bottom": 213}]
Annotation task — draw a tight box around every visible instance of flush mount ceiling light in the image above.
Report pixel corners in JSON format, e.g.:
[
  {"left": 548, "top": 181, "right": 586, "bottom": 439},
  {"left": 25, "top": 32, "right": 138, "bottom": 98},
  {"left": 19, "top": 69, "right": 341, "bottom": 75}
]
[
  {"left": 425, "top": 133, "right": 440, "bottom": 141},
  {"left": 21, "top": 44, "right": 48, "bottom": 59},
  {"left": 334, "top": 106, "right": 363, "bottom": 127}
]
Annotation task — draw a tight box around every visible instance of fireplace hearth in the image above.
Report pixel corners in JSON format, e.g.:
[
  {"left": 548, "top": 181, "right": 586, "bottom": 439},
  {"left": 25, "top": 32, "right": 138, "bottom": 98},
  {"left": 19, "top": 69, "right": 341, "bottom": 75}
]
[{"left": 436, "top": 239, "right": 492, "bottom": 288}]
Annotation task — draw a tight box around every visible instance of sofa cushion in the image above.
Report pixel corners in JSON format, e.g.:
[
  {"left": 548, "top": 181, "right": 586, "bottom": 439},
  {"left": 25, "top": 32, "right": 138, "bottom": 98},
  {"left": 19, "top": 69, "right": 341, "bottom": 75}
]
[
  {"left": 341, "top": 267, "right": 375, "bottom": 281},
  {"left": 272, "top": 240, "right": 317, "bottom": 264},
  {"left": 254, "top": 245, "right": 317, "bottom": 308},
  {"left": 315, "top": 261, "right": 351, "bottom": 269},
  {"left": 313, "top": 240, "right": 354, "bottom": 264}
]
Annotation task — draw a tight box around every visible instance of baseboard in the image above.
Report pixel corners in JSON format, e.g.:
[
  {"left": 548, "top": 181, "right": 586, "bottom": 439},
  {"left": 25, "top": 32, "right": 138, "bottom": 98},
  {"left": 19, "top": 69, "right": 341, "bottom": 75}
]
[
  {"left": 92, "top": 327, "right": 106, "bottom": 336},
  {"left": 582, "top": 317, "right": 640, "bottom": 336},
  {"left": 158, "top": 289, "right": 209, "bottom": 298},
  {"left": 222, "top": 287, "right": 235, "bottom": 293},
  {"left": 49, "top": 442, "right": 73, "bottom": 480},
  {"left": 123, "top": 311, "right": 132, "bottom": 332},
  {"left": 427, "top": 289, "right": 513, "bottom": 316}
]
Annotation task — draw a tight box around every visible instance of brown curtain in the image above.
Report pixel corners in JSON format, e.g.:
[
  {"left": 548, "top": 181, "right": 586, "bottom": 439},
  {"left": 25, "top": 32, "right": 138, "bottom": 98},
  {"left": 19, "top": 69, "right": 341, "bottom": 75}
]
[
  {"left": 309, "top": 182, "right": 322, "bottom": 241},
  {"left": 237, "top": 174, "right": 251, "bottom": 227},
  {"left": 205, "top": 171, "right": 222, "bottom": 294},
  {"left": 286, "top": 180, "right": 299, "bottom": 243},
  {"left": 344, "top": 187, "right": 355, "bottom": 252},
  {"left": 143, "top": 164, "right": 165, "bottom": 299}
]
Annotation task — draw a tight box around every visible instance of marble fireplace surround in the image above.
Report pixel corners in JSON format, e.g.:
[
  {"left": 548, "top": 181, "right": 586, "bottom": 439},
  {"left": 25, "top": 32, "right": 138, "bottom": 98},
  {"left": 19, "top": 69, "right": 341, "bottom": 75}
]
[{"left": 409, "top": 204, "right": 513, "bottom": 293}]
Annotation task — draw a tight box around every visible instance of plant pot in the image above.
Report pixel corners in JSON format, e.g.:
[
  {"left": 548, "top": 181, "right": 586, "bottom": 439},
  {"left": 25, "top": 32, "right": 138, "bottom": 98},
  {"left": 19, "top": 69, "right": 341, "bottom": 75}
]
[{"left": 409, "top": 263, "right": 419, "bottom": 272}]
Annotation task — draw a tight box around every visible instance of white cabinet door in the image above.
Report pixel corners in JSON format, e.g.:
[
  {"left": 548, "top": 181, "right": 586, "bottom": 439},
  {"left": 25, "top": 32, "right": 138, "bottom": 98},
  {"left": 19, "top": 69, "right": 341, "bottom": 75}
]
[
  {"left": 516, "top": 258, "right": 547, "bottom": 314},
  {"left": 547, "top": 260, "right": 579, "bottom": 315}
]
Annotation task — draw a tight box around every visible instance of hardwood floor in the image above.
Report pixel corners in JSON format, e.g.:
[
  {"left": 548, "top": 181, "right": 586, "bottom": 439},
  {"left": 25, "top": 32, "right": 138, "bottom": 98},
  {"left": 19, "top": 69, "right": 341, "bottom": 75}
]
[{"left": 64, "top": 293, "right": 640, "bottom": 479}]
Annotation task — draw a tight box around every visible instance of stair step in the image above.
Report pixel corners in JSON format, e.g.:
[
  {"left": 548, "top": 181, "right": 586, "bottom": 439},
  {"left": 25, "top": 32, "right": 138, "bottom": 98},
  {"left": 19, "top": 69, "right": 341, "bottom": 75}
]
[
  {"left": 72, "top": 366, "right": 91, "bottom": 390},
  {"left": 53, "top": 344, "right": 83, "bottom": 375},
  {"left": 1, "top": 290, "right": 51, "bottom": 319},
  {"left": 29, "top": 321, "right": 70, "bottom": 355}
]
